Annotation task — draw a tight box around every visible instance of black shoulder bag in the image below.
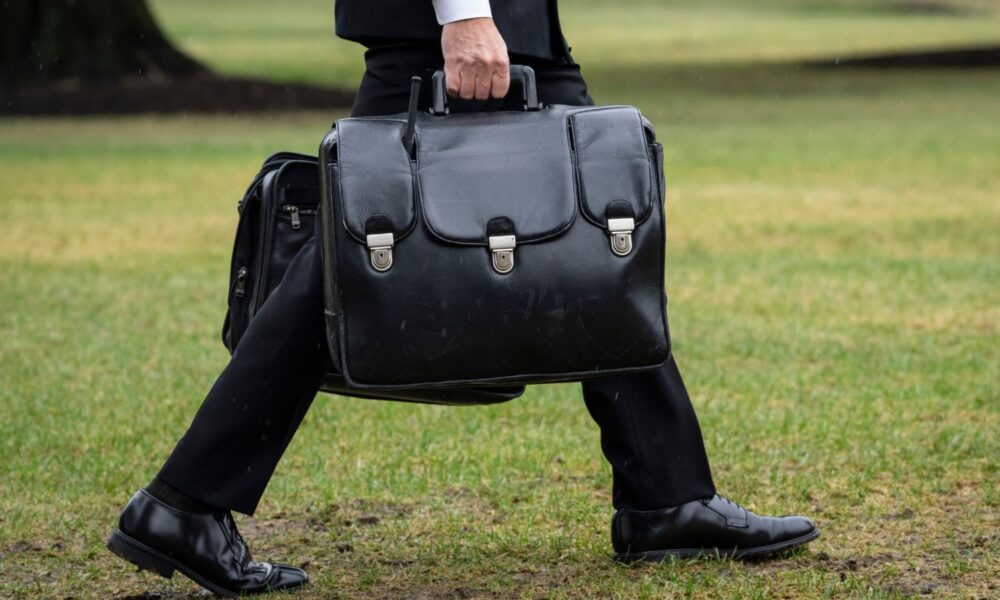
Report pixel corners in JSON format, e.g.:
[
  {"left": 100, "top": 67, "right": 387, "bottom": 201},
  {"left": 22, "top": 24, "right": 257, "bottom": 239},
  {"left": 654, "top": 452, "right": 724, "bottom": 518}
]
[{"left": 222, "top": 152, "right": 523, "bottom": 405}]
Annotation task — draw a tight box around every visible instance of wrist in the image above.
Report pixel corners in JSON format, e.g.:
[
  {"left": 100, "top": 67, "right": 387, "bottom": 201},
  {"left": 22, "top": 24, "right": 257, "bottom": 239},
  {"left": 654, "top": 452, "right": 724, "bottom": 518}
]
[{"left": 443, "top": 16, "right": 495, "bottom": 32}]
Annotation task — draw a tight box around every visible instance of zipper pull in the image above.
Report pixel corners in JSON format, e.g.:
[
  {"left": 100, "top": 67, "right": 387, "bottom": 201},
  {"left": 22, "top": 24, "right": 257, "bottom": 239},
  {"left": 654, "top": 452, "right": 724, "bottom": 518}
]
[
  {"left": 234, "top": 266, "right": 248, "bottom": 298},
  {"left": 283, "top": 204, "right": 301, "bottom": 230}
]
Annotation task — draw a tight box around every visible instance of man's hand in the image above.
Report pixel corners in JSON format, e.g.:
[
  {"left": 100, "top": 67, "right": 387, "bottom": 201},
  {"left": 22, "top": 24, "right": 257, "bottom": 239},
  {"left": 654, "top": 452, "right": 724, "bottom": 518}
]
[{"left": 441, "top": 17, "right": 510, "bottom": 100}]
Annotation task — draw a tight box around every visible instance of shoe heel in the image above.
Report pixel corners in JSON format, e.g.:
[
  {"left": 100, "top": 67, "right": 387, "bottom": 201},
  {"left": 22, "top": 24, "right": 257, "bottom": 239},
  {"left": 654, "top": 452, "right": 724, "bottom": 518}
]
[{"left": 107, "top": 530, "right": 175, "bottom": 579}]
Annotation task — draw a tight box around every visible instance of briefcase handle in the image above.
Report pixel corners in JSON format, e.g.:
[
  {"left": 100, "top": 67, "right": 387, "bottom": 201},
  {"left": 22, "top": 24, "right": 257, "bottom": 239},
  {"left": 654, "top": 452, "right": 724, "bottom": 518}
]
[{"left": 430, "top": 65, "right": 540, "bottom": 116}]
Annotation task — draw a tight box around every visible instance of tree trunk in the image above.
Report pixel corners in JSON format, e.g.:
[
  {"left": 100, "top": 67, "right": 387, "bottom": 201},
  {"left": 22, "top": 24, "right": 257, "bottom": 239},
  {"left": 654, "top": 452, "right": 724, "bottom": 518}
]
[{"left": 0, "top": 0, "right": 207, "bottom": 85}]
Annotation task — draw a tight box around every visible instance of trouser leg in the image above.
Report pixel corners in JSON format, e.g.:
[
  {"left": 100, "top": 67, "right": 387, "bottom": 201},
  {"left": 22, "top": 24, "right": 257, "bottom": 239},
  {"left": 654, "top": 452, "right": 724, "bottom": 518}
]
[
  {"left": 582, "top": 355, "right": 716, "bottom": 510},
  {"left": 157, "top": 236, "right": 329, "bottom": 516}
]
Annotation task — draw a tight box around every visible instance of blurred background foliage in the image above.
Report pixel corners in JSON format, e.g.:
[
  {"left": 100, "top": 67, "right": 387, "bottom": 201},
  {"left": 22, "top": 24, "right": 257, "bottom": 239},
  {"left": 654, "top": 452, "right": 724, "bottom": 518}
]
[{"left": 150, "top": 0, "right": 1000, "bottom": 85}]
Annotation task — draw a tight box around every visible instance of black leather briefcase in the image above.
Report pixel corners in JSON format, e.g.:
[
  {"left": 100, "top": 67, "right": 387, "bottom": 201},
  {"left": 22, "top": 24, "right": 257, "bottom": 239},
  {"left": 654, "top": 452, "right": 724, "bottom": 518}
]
[
  {"left": 318, "top": 66, "right": 670, "bottom": 389},
  {"left": 221, "top": 152, "right": 523, "bottom": 405}
]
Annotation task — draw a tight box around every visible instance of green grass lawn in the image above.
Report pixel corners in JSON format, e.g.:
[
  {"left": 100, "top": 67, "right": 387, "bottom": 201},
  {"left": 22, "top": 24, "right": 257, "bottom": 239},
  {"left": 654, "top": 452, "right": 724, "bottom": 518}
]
[{"left": 1, "top": 1, "right": 998, "bottom": 598}]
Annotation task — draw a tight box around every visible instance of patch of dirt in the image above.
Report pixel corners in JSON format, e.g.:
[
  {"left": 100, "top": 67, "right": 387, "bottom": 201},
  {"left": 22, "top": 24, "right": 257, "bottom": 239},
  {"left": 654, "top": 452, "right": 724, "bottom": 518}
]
[
  {"left": 956, "top": 532, "right": 999, "bottom": 552},
  {"left": 0, "top": 540, "right": 45, "bottom": 556},
  {"left": 805, "top": 45, "right": 1000, "bottom": 69},
  {"left": 114, "top": 593, "right": 201, "bottom": 600},
  {"left": 806, "top": 527, "right": 999, "bottom": 598},
  {"left": 319, "top": 498, "right": 414, "bottom": 529},
  {"left": 241, "top": 498, "right": 414, "bottom": 537},
  {"left": 234, "top": 497, "right": 420, "bottom": 571},
  {"left": 365, "top": 561, "right": 598, "bottom": 600},
  {"left": 374, "top": 587, "right": 505, "bottom": 600},
  {"left": 889, "top": 507, "right": 915, "bottom": 520},
  {"left": 0, "top": 73, "right": 355, "bottom": 116}
]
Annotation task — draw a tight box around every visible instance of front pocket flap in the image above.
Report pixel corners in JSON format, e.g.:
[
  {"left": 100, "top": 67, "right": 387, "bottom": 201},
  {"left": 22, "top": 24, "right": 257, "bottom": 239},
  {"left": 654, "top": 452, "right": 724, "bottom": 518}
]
[
  {"left": 570, "top": 107, "right": 654, "bottom": 227},
  {"left": 416, "top": 109, "right": 576, "bottom": 245},
  {"left": 336, "top": 118, "right": 415, "bottom": 241}
]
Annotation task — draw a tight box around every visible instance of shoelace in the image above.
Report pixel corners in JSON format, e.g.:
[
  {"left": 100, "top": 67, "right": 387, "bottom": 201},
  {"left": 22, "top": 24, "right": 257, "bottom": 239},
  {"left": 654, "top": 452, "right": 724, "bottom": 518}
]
[
  {"left": 701, "top": 495, "right": 747, "bottom": 512},
  {"left": 215, "top": 511, "right": 251, "bottom": 565},
  {"left": 208, "top": 510, "right": 281, "bottom": 581},
  {"left": 223, "top": 513, "right": 274, "bottom": 576},
  {"left": 718, "top": 495, "right": 746, "bottom": 510}
]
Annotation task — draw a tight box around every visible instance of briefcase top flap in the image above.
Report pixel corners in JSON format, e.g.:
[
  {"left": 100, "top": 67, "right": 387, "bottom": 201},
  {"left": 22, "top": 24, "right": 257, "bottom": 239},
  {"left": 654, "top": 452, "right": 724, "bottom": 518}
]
[
  {"left": 336, "top": 118, "right": 416, "bottom": 242},
  {"left": 570, "top": 106, "right": 656, "bottom": 228},
  {"left": 415, "top": 108, "right": 575, "bottom": 245},
  {"left": 333, "top": 105, "right": 657, "bottom": 246}
]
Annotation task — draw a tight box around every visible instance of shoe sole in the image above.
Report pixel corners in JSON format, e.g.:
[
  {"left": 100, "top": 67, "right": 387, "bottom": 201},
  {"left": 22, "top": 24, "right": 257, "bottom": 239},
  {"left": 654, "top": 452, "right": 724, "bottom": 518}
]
[
  {"left": 107, "top": 529, "right": 245, "bottom": 598},
  {"left": 613, "top": 528, "right": 821, "bottom": 564}
]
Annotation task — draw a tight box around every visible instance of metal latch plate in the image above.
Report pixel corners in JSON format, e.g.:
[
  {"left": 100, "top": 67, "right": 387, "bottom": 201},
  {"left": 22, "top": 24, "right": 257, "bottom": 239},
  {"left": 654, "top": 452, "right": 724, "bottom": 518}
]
[
  {"left": 488, "top": 234, "right": 516, "bottom": 274},
  {"left": 366, "top": 232, "right": 395, "bottom": 272},
  {"left": 607, "top": 217, "right": 635, "bottom": 257}
]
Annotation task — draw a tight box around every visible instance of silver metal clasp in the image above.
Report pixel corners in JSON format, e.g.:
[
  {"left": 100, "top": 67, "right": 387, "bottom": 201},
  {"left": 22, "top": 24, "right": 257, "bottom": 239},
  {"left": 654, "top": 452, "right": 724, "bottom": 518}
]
[
  {"left": 366, "top": 232, "right": 394, "bottom": 272},
  {"left": 607, "top": 217, "right": 635, "bottom": 257},
  {"left": 489, "top": 234, "right": 516, "bottom": 274}
]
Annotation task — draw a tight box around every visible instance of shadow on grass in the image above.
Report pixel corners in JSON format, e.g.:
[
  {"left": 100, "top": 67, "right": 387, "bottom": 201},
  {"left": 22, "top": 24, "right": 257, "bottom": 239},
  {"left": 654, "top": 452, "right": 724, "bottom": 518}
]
[
  {"left": 579, "top": 58, "right": 999, "bottom": 106},
  {"left": 805, "top": 45, "right": 1000, "bottom": 69},
  {"left": 0, "top": 73, "right": 355, "bottom": 117}
]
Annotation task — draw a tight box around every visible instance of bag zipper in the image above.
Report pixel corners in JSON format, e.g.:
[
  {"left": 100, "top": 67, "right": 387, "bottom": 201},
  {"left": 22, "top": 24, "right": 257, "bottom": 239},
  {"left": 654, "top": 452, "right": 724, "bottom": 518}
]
[
  {"left": 234, "top": 266, "right": 248, "bottom": 298},
  {"left": 281, "top": 204, "right": 317, "bottom": 230}
]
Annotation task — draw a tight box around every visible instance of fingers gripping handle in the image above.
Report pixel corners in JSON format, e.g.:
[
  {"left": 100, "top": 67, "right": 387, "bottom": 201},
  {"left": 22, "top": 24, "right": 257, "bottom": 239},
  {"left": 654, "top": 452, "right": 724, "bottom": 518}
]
[{"left": 430, "top": 65, "right": 540, "bottom": 116}]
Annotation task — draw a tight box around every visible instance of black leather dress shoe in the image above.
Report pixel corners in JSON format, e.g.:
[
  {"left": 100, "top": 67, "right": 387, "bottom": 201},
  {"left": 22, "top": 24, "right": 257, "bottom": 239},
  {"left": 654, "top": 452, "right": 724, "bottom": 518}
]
[
  {"left": 612, "top": 495, "right": 819, "bottom": 562},
  {"left": 107, "top": 489, "right": 308, "bottom": 597}
]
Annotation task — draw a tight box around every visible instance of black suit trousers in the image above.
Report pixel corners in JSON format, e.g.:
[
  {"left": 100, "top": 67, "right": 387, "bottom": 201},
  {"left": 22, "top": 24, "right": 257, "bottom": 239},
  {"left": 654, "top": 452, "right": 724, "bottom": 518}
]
[{"left": 158, "top": 44, "right": 716, "bottom": 516}]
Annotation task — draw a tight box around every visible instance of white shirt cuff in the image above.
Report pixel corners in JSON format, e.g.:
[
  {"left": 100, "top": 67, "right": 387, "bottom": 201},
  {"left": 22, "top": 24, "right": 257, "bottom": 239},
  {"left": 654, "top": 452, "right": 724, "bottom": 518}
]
[{"left": 432, "top": 0, "right": 492, "bottom": 25}]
